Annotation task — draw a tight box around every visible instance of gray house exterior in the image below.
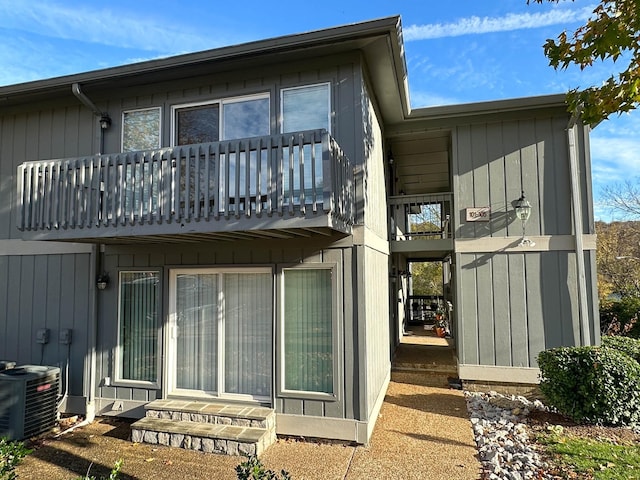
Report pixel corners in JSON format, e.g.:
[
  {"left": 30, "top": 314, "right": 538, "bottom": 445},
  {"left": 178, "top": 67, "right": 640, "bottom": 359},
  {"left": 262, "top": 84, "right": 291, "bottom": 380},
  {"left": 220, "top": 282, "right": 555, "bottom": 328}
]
[{"left": 0, "top": 16, "right": 598, "bottom": 445}]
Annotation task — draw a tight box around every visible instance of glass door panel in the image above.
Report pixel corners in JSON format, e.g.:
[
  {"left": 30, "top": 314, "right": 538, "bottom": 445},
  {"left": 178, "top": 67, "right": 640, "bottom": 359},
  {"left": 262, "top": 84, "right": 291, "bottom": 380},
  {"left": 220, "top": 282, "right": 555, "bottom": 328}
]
[
  {"left": 224, "top": 272, "right": 272, "bottom": 398},
  {"left": 169, "top": 268, "right": 272, "bottom": 402},
  {"left": 175, "top": 272, "right": 218, "bottom": 393}
]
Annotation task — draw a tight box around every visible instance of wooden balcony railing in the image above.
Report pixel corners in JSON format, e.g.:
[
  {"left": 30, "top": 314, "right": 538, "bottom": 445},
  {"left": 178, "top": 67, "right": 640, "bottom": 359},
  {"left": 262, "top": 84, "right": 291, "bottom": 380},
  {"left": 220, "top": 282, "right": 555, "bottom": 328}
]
[
  {"left": 389, "top": 193, "right": 453, "bottom": 241},
  {"left": 17, "top": 129, "right": 354, "bottom": 240}
]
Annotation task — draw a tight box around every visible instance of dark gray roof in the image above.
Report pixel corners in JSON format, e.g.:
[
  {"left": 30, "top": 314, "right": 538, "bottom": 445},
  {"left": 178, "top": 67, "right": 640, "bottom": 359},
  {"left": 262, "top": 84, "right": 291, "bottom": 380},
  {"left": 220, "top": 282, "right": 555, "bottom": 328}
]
[
  {"left": 0, "top": 15, "right": 568, "bottom": 125},
  {"left": 0, "top": 16, "right": 411, "bottom": 123}
]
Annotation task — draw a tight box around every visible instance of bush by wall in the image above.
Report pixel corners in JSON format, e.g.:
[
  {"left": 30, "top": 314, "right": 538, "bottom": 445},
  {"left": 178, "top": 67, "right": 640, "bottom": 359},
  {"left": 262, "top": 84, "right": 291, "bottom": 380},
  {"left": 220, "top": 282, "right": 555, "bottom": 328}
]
[
  {"left": 602, "top": 335, "right": 640, "bottom": 363},
  {"left": 599, "top": 297, "right": 640, "bottom": 337},
  {"left": 537, "top": 346, "right": 640, "bottom": 426},
  {"left": 235, "top": 456, "right": 291, "bottom": 480},
  {"left": 0, "top": 438, "right": 31, "bottom": 480}
]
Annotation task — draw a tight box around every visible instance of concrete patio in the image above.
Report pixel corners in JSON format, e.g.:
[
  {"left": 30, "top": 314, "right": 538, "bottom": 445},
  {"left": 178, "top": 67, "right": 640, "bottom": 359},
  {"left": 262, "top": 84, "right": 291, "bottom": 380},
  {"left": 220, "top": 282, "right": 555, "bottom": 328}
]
[{"left": 16, "top": 332, "right": 480, "bottom": 479}]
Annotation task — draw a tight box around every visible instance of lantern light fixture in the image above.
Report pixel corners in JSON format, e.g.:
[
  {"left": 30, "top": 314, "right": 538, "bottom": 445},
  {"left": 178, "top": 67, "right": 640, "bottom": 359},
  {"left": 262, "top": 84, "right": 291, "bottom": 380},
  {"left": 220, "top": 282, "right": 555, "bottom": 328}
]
[
  {"left": 515, "top": 191, "right": 535, "bottom": 247},
  {"left": 96, "top": 272, "right": 110, "bottom": 290}
]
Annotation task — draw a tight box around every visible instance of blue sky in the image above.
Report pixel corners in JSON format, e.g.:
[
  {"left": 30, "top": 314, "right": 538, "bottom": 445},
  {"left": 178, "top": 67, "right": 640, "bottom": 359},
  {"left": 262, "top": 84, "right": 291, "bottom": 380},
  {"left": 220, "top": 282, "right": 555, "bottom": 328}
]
[{"left": 0, "top": 0, "right": 636, "bottom": 221}]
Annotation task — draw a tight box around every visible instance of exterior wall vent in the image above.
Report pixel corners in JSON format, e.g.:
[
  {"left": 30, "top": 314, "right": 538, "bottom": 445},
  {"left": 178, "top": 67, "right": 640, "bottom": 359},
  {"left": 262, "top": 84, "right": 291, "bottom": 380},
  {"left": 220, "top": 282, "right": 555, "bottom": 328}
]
[{"left": 0, "top": 365, "right": 60, "bottom": 440}]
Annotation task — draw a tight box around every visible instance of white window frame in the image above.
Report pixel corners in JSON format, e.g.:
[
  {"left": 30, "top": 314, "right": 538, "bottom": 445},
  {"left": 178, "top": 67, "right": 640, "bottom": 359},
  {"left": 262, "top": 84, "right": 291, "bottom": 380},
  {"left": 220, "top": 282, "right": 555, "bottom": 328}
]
[
  {"left": 114, "top": 269, "right": 161, "bottom": 388},
  {"left": 121, "top": 106, "right": 162, "bottom": 152},
  {"left": 278, "top": 263, "right": 340, "bottom": 401},
  {"left": 170, "top": 93, "right": 271, "bottom": 146},
  {"left": 164, "top": 266, "right": 275, "bottom": 403},
  {"left": 279, "top": 82, "right": 332, "bottom": 135}
]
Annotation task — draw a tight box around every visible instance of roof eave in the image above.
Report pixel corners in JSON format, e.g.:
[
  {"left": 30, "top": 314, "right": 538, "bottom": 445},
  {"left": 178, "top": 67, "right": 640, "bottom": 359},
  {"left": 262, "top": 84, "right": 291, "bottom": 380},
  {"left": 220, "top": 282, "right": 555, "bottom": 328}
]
[
  {"left": 0, "top": 16, "right": 405, "bottom": 98},
  {"left": 408, "top": 93, "right": 569, "bottom": 121}
]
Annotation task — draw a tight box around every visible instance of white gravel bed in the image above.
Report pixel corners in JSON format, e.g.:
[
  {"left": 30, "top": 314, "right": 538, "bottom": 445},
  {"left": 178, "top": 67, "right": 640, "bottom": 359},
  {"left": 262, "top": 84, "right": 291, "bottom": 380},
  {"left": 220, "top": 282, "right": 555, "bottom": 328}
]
[{"left": 465, "top": 391, "right": 552, "bottom": 480}]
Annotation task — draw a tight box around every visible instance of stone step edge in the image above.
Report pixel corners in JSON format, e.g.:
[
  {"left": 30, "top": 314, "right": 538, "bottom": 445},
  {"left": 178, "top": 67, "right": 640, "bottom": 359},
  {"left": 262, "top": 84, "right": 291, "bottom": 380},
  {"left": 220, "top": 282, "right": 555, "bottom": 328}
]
[
  {"left": 131, "top": 418, "right": 275, "bottom": 456},
  {"left": 132, "top": 417, "right": 272, "bottom": 443},
  {"left": 391, "top": 363, "right": 458, "bottom": 377},
  {"left": 144, "top": 400, "right": 274, "bottom": 421}
]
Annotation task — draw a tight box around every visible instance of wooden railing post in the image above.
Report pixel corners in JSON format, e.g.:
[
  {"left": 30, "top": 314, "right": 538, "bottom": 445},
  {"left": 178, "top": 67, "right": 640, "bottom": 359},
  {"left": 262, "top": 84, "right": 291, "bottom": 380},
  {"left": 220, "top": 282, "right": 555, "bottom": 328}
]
[{"left": 16, "top": 129, "right": 355, "bottom": 236}]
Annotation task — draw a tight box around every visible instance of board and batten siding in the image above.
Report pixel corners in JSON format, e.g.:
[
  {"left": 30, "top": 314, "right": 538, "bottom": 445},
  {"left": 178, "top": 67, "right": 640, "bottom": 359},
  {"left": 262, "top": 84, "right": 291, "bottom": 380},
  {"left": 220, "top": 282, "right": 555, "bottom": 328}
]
[
  {"left": 95, "top": 53, "right": 362, "bottom": 167},
  {"left": 359, "top": 78, "right": 388, "bottom": 237},
  {"left": 0, "top": 106, "right": 96, "bottom": 240},
  {"left": 96, "top": 239, "right": 358, "bottom": 423},
  {"left": 452, "top": 114, "right": 598, "bottom": 373},
  {"left": 454, "top": 116, "right": 576, "bottom": 240},
  {"left": 360, "top": 247, "right": 391, "bottom": 416},
  {"left": 0, "top": 251, "right": 94, "bottom": 410},
  {"left": 1, "top": 52, "right": 364, "bottom": 242},
  {"left": 1, "top": 104, "right": 102, "bottom": 414}
]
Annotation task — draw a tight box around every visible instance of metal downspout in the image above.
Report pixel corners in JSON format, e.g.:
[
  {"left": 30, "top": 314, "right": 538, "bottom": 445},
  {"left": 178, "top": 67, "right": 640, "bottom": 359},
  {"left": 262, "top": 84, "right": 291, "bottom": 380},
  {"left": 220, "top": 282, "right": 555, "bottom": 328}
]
[
  {"left": 71, "top": 83, "right": 109, "bottom": 154},
  {"left": 85, "top": 244, "right": 98, "bottom": 422},
  {"left": 72, "top": 82, "right": 106, "bottom": 419},
  {"left": 567, "top": 117, "right": 591, "bottom": 345}
]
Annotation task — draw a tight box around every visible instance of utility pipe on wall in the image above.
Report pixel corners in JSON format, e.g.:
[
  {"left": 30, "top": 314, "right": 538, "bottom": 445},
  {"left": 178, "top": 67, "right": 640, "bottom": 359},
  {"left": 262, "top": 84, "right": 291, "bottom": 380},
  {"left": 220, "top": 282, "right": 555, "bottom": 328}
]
[{"left": 71, "top": 83, "right": 110, "bottom": 154}]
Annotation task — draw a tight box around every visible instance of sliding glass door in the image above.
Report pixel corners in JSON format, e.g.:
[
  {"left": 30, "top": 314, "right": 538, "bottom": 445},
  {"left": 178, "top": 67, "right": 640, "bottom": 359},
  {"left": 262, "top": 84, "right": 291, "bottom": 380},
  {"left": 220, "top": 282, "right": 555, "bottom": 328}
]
[{"left": 168, "top": 268, "right": 273, "bottom": 402}]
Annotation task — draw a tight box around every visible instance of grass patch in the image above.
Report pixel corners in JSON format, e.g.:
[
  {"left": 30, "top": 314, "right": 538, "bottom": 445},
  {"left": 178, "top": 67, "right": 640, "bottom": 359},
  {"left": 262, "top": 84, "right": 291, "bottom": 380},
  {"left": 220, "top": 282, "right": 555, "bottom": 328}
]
[{"left": 537, "top": 429, "right": 640, "bottom": 479}]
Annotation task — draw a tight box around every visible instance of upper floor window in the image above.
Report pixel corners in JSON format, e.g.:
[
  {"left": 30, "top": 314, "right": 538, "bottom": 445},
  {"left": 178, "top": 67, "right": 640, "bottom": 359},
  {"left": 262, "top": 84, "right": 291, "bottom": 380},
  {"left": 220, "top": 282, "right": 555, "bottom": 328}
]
[
  {"left": 173, "top": 94, "right": 270, "bottom": 146},
  {"left": 281, "top": 83, "right": 331, "bottom": 133},
  {"left": 122, "top": 107, "right": 162, "bottom": 152}
]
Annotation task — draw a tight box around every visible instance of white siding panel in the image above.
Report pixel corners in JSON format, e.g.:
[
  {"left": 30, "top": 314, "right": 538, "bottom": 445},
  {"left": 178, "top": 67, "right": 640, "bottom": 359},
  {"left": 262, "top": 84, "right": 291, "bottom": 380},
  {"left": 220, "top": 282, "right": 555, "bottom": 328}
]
[
  {"left": 364, "top": 246, "right": 390, "bottom": 416},
  {"left": 361, "top": 82, "right": 387, "bottom": 239}
]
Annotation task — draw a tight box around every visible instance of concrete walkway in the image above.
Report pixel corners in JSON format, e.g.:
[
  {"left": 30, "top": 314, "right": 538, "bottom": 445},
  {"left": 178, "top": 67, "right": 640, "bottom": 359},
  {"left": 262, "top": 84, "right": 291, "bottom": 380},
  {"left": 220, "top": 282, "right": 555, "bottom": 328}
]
[{"left": 17, "top": 332, "right": 480, "bottom": 479}]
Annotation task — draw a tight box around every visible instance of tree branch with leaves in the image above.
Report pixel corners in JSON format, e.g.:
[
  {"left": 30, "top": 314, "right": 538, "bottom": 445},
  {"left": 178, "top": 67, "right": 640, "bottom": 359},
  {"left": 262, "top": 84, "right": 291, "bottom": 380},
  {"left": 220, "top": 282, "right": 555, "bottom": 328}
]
[{"left": 529, "top": 0, "right": 640, "bottom": 125}]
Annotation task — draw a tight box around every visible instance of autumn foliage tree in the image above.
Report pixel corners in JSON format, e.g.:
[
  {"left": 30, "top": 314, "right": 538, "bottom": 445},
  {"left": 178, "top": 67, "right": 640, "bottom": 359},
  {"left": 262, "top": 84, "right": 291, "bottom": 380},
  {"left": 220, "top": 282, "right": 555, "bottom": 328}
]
[
  {"left": 597, "top": 221, "right": 640, "bottom": 298},
  {"left": 529, "top": 0, "right": 640, "bottom": 125},
  {"left": 597, "top": 221, "right": 640, "bottom": 336}
]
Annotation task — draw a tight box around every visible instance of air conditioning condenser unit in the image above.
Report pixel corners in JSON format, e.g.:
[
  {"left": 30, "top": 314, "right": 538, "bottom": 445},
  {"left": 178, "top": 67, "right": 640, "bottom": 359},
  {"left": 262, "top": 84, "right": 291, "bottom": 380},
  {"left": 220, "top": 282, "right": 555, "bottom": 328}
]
[{"left": 0, "top": 365, "right": 60, "bottom": 440}]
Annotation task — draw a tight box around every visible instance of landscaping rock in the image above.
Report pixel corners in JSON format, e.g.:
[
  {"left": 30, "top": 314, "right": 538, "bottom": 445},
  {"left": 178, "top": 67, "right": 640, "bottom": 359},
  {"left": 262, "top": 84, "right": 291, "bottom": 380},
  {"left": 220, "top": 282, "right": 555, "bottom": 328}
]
[{"left": 465, "top": 391, "right": 552, "bottom": 479}]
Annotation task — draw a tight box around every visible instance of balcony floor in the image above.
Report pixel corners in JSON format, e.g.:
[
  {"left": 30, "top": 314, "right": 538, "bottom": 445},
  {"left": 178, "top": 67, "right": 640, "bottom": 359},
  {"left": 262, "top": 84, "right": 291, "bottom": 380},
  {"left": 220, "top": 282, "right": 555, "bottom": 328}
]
[{"left": 23, "top": 224, "right": 346, "bottom": 245}]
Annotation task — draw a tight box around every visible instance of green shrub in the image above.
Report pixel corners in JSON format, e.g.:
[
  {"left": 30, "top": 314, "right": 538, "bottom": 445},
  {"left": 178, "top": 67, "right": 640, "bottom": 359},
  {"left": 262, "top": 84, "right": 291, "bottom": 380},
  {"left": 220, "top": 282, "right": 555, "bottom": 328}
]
[
  {"left": 75, "top": 459, "right": 122, "bottom": 480},
  {"left": 600, "top": 297, "right": 640, "bottom": 337},
  {"left": 602, "top": 335, "right": 640, "bottom": 363},
  {"left": 235, "top": 455, "right": 291, "bottom": 480},
  {"left": 537, "top": 346, "right": 640, "bottom": 426},
  {"left": 0, "top": 437, "right": 32, "bottom": 480}
]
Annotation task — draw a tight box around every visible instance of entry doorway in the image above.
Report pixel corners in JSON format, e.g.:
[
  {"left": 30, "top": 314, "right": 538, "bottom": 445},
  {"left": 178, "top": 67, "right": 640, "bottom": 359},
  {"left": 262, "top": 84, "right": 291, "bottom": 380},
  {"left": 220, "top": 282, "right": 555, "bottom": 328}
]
[
  {"left": 166, "top": 267, "right": 273, "bottom": 403},
  {"left": 406, "top": 259, "right": 452, "bottom": 339}
]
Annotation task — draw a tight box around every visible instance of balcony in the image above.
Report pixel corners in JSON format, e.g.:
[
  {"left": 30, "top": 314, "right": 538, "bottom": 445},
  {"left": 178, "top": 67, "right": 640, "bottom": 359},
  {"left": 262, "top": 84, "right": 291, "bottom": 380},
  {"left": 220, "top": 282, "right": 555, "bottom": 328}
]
[
  {"left": 17, "top": 130, "right": 354, "bottom": 243},
  {"left": 389, "top": 193, "right": 453, "bottom": 254}
]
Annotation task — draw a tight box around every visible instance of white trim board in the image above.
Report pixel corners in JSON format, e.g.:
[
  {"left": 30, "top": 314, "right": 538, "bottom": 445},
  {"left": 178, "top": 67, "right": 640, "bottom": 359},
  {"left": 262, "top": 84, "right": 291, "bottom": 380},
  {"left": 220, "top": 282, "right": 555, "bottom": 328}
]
[
  {"left": 0, "top": 240, "right": 94, "bottom": 256},
  {"left": 458, "top": 364, "right": 540, "bottom": 384},
  {"left": 366, "top": 370, "right": 390, "bottom": 442},
  {"left": 455, "top": 235, "right": 596, "bottom": 253},
  {"left": 276, "top": 414, "right": 369, "bottom": 444},
  {"left": 352, "top": 225, "right": 390, "bottom": 255}
]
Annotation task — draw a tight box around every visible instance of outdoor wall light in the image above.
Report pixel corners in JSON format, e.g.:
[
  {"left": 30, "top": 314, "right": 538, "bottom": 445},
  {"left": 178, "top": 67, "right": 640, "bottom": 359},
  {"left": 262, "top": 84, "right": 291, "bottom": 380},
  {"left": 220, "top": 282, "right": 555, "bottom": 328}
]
[
  {"left": 515, "top": 191, "right": 535, "bottom": 247},
  {"left": 99, "top": 114, "right": 111, "bottom": 130},
  {"left": 96, "top": 272, "right": 110, "bottom": 290}
]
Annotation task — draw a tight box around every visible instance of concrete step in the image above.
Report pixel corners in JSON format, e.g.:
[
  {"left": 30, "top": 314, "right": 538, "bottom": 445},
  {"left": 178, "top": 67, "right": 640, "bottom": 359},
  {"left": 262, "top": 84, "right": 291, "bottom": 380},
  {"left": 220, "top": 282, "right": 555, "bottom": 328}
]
[
  {"left": 391, "top": 370, "right": 454, "bottom": 388},
  {"left": 131, "top": 399, "right": 276, "bottom": 456}
]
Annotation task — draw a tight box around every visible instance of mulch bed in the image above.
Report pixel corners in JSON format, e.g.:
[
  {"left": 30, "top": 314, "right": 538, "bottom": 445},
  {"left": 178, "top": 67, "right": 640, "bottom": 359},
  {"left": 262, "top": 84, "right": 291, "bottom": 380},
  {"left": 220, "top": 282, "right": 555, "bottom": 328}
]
[
  {"left": 527, "top": 410, "right": 640, "bottom": 445},
  {"left": 525, "top": 410, "right": 640, "bottom": 479}
]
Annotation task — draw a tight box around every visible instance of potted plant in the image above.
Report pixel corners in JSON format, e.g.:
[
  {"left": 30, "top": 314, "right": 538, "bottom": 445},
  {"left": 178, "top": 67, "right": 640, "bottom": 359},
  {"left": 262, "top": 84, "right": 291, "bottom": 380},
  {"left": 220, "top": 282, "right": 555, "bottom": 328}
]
[{"left": 434, "top": 308, "right": 447, "bottom": 338}]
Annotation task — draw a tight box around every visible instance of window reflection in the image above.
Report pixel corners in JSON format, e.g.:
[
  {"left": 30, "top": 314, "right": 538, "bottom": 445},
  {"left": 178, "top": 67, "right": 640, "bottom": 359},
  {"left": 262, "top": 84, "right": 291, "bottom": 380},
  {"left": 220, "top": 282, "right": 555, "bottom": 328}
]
[
  {"left": 281, "top": 83, "right": 330, "bottom": 133},
  {"left": 122, "top": 107, "right": 161, "bottom": 152},
  {"left": 223, "top": 97, "right": 270, "bottom": 140},
  {"left": 176, "top": 104, "right": 220, "bottom": 145}
]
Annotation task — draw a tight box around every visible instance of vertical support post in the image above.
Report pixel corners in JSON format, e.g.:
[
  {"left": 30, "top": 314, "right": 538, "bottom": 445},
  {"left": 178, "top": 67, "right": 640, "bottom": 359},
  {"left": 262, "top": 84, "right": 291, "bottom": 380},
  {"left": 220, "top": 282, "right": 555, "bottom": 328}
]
[{"left": 567, "top": 121, "right": 591, "bottom": 346}]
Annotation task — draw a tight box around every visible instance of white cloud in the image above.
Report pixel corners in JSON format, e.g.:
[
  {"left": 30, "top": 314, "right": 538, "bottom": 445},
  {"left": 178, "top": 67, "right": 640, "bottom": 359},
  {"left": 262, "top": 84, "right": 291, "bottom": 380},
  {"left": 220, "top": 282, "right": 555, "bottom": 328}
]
[
  {"left": 403, "top": 6, "right": 595, "bottom": 41},
  {"left": 590, "top": 113, "right": 640, "bottom": 219},
  {"left": 409, "top": 90, "right": 462, "bottom": 108},
  {"left": 0, "top": 1, "right": 229, "bottom": 54}
]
